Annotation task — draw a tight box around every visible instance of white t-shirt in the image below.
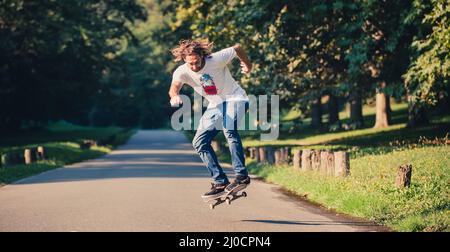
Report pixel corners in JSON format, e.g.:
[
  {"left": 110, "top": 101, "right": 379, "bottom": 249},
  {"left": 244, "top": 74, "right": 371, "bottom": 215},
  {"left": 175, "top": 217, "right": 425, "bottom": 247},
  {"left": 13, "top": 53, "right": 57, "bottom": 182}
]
[{"left": 172, "top": 47, "right": 249, "bottom": 108}]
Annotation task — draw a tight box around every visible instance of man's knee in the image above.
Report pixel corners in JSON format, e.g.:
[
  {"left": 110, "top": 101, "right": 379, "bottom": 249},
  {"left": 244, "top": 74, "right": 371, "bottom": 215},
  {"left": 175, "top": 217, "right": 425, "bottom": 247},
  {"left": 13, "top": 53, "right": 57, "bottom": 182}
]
[
  {"left": 223, "top": 130, "right": 241, "bottom": 144},
  {"left": 192, "top": 135, "right": 206, "bottom": 152}
]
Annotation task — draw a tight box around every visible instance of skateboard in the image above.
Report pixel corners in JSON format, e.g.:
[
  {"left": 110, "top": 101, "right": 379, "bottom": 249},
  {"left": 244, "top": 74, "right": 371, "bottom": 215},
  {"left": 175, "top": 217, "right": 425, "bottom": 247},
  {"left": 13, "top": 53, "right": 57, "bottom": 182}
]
[{"left": 202, "top": 184, "right": 248, "bottom": 210}]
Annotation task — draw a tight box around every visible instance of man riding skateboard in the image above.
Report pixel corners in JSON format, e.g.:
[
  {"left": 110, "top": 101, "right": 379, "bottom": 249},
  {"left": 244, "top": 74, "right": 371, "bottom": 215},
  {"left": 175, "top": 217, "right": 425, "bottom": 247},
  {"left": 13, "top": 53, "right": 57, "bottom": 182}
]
[{"left": 168, "top": 39, "right": 252, "bottom": 199}]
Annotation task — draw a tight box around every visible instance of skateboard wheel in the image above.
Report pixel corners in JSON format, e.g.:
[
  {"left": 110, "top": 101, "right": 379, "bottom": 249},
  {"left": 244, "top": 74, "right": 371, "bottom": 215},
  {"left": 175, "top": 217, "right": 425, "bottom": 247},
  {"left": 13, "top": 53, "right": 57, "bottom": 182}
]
[
  {"left": 225, "top": 197, "right": 231, "bottom": 205},
  {"left": 242, "top": 192, "right": 247, "bottom": 197}
]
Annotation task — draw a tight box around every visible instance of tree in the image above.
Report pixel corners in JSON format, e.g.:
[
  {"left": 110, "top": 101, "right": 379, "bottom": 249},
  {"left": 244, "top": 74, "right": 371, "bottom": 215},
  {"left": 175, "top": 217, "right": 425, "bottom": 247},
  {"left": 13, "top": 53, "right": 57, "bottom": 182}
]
[
  {"left": 0, "top": 0, "right": 147, "bottom": 130},
  {"left": 343, "top": 1, "right": 414, "bottom": 129},
  {"left": 404, "top": 0, "right": 450, "bottom": 127}
]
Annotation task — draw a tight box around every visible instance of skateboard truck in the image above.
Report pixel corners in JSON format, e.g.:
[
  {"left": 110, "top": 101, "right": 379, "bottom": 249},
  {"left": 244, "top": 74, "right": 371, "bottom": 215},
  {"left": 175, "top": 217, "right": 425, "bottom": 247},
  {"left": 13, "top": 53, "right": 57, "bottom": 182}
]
[{"left": 203, "top": 184, "right": 248, "bottom": 210}]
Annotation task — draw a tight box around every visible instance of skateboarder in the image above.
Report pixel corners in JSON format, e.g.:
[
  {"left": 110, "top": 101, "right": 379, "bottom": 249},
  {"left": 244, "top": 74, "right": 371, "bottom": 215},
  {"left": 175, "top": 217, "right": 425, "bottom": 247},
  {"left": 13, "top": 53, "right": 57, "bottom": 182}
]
[{"left": 168, "top": 39, "right": 252, "bottom": 199}]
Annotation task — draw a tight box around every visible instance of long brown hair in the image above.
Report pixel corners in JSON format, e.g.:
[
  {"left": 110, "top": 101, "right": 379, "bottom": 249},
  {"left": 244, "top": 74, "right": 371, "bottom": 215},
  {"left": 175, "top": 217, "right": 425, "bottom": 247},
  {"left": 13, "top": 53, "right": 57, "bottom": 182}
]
[{"left": 171, "top": 39, "right": 213, "bottom": 62}]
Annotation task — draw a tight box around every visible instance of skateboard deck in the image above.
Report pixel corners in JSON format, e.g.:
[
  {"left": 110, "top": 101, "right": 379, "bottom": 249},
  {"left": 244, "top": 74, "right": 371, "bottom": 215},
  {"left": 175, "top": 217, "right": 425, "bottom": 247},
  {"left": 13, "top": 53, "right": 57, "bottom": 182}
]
[{"left": 202, "top": 184, "right": 248, "bottom": 210}]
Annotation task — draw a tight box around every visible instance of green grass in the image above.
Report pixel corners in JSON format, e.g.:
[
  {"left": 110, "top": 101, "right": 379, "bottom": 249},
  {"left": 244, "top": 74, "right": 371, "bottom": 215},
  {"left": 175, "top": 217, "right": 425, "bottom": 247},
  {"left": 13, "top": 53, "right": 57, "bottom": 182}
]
[
  {"left": 248, "top": 144, "right": 449, "bottom": 232},
  {"left": 0, "top": 121, "right": 136, "bottom": 186}
]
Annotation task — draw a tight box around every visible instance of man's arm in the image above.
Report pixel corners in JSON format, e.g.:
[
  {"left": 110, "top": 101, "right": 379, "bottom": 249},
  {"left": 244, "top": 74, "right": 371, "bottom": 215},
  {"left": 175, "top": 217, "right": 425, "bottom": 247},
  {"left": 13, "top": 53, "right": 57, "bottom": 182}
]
[
  {"left": 168, "top": 80, "right": 183, "bottom": 106},
  {"left": 169, "top": 80, "right": 183, "bottom": 98},
  {"left": 233, "top": 44, "right": 252, "bottom": 74}
]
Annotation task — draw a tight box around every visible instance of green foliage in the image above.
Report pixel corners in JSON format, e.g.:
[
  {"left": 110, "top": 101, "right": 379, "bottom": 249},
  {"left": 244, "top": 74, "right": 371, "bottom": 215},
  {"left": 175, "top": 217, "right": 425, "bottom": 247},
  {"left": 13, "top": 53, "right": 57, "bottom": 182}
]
[
  {"left": 169, "top": 0, "right": 449, "bottom": 128},
  {"left": 96, "top": 0, "right": 177, "bottom": 129},
  {"left": 0, "top": 0, "right": 147, "bottom": 130},
  {"left": 404, "top": 0, "right": 450, "bottom": 109}
]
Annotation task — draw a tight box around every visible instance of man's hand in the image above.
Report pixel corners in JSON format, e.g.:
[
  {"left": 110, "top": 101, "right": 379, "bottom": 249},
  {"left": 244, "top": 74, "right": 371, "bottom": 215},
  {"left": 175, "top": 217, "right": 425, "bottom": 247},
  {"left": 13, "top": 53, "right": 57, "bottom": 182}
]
[
  {"left": 169, "top": 80, "right": 183, "bottom": 107},
  {"left": 240, "top": 61, "right": 252, "bottom": 74},
  {"left": 170, "top": 95, "right": 183, "bottom": 107}
]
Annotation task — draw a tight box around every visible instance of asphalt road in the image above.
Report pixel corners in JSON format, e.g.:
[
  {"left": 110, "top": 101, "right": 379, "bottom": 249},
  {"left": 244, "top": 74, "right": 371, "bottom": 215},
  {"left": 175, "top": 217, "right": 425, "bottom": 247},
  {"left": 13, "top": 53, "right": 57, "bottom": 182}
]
[{"left": 0, "top": 130, "right": 386, "bottom": 232}]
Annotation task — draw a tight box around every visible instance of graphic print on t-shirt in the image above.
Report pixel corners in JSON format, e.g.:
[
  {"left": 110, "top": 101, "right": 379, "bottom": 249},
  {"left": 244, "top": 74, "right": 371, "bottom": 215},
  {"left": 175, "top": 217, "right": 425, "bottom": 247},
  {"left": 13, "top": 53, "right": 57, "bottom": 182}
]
[{"left": 200, "top": 74, "right": 218, "bottom": 95}]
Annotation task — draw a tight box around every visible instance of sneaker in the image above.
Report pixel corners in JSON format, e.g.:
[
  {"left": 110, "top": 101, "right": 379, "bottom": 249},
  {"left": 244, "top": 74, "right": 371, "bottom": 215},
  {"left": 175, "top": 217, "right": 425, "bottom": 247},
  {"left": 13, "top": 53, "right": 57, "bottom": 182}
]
[
  {"left": 225, "top": 175, "right": 250, "bottom": 192},
  {"left": 201, "top": 182, "right": 229, "bottom": 199}
]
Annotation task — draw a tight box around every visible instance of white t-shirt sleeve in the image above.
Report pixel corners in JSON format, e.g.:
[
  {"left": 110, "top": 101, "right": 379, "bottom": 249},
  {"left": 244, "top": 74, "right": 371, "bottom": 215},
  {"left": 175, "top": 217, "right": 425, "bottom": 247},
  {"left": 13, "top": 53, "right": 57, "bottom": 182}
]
[
  {"left": 215, "top": 47, "right": 237, "bottom": 67},
  {"left": 172, "top": 66, "right": 187, "bottom": 84}
]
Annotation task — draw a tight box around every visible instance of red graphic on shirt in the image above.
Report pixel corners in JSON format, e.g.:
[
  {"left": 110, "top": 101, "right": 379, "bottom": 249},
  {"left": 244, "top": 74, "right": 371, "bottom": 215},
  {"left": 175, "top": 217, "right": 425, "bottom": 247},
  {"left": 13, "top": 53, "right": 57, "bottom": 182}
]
[{"left": 200, "top": 74, "right": 217, "bottom": 95}]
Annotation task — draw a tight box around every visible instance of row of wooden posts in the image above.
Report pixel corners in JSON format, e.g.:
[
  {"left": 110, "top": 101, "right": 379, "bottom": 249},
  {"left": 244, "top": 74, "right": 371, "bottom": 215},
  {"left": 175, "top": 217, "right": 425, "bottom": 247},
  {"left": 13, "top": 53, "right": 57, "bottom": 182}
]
[
  {"left": 245, "top": 146, "right": 350, "bottom": 177},
  {"left": 0, "top": 140, "right": 98, "bottom": 168},
  {"left": 0, "top": 146, "right": 47, "bottom": 167},
  {"left": 245, "top": 146, "right": 412, "bottom": 187}
]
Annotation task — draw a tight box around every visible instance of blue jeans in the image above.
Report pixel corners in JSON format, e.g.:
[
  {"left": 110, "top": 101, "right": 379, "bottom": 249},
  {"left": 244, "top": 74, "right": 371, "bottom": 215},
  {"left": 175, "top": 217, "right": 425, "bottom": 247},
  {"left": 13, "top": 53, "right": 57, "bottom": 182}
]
[{"left": 192, "top": 100, "right": 248, "bottom": 185}]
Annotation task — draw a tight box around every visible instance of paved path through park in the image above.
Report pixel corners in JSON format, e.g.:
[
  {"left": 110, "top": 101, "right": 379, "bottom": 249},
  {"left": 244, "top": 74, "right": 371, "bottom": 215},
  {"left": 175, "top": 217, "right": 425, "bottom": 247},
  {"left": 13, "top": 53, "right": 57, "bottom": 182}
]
[{"left": 0, "top": 130, "right": 386, "bottom": 231}]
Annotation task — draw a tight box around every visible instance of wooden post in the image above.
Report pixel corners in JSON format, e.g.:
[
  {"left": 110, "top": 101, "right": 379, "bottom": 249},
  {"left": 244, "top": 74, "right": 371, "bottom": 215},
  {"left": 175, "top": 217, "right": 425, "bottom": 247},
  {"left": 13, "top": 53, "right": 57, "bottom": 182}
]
[
  {"left": 274, "top": 149, "right": 282, "bottom": 165},
  {"left": 259, "top": 147, "right": 266, "bottom": 163},
  {"left": 2, "top": 153, "right": 23, "bottom": 167},
  {"left": 248, "top": 147, "right": 255, "bottom": 159},
  {"left": 80, "top": 141, "right": 90, "bottom": 149},
  {"left": 293, "top": 149, "right": 302, "bottom": 170},
  {"left": 334, "top": 151, "right": 350, "bottom": 177},
  {"left": 301, "top": 149, "right": 313, "bottom": 171},
  {"left": 89, "top": 140, "right": 98, "bottom": 147},
  {"left": 396, "top": 164, "right": 412, "bottom": 188},
  {"left": 211, "top": 141, "right": 223, "bottom": 153},
  {"left": 1, "top": 154, "right": 10, "bottom": 167},
  {"left": 311, "top": 150, "right": 321, "bottom": 171},
  {"left": 267, "top": 147, "right": 275, "bottom": 165},
  {"left": 16, "top": 153, "right": 25, "bottom": 165},
  {"left": 24, "top": 149, "right": 36, "bottom": 164},
  {"left": 278, "top": 148, "right": 284, "bottom": 164},
  {"left": 1, "top": 154, "right": 11, "bottom": 167},
  {"left": 284, "top": 147, "right": 291, "bottom": 164},
  {"left": 254, "top": 147, "right": 260, "bottom": 163},
  {"left": 320, "top": 151, "right": 329, "bottom": 175},
  {"left": 326, "top": 151, "right": 335, "bottom": 176},
  {"left": 37, "top": 146, "right": 46, "bottom": 160}
]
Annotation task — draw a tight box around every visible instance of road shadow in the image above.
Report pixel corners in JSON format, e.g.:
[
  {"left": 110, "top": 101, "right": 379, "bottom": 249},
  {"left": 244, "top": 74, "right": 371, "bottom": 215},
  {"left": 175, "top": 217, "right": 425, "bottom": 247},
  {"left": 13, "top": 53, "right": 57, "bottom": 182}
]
[
  {"left": 242, "top": 219, "right": 381, "bottom": 227},
  {"left": 10, "top": 130, "right": 240, "bottom": 185}
]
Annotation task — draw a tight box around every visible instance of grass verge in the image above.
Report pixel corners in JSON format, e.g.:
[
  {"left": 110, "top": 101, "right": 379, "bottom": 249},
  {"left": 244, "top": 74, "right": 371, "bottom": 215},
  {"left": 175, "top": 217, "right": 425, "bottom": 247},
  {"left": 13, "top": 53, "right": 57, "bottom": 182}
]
[
  {"left": 248, "top": 144, "right": 449, "bottom": 232},
  {"left": 0, "top": 122, "right": 136, "bottom": 186}
]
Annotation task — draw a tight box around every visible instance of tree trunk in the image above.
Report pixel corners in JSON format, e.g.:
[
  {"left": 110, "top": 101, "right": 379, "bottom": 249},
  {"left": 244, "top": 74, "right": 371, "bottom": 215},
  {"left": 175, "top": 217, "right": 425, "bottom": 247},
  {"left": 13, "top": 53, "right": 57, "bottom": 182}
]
[
  {"left": 349, "top": 88, "right": 364, "bottom": 127},
  {"left": 374, "top": 82, "right": 391, "bottom": 128},
  {"left": 311, "top": 96, "right": 322, "bottom": 128},
  {"left": 328, "top": 94, "right": 340, "bottom": 127},
  {"left": 407, "top": 102, "right": 428, "bottom": 128}
]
